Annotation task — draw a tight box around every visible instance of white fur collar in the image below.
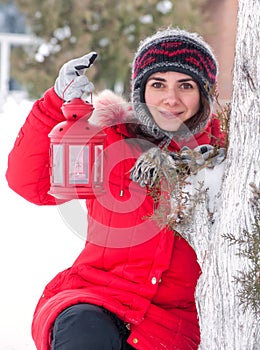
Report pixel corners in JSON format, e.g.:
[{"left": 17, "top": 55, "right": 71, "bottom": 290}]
[{"left": 89, "top": 90, "right": 134, "bottom": 127}]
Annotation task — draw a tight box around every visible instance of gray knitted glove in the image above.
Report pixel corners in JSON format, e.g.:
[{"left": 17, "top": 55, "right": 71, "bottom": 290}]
[
  {"left": 170, "top": 145, "right": 225, "bottom": 172},
  {"left": 130, "top": 145, "right": 226, "bottom": 188},
  {"left": 130, "top": 147, "right": 177, "bottom": 187},
  {"left": 54, "top": 52, "right": 97, "bottom": 101},
  {"left": 188, "top": 144, "right": 225, "bottom": 168}
]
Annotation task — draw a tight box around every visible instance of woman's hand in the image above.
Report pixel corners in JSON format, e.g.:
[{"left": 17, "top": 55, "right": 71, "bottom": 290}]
[
  {"left": 54, "top": 52, "right": 97, "bottom": 101},
  {"left": 130, "top": 147, "right": 177, "bottom": 187}
]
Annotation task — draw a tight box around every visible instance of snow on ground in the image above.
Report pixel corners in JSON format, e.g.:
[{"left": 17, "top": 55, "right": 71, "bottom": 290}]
[{"left": 0, "top": 95, "right": 84, "bottom": 350}]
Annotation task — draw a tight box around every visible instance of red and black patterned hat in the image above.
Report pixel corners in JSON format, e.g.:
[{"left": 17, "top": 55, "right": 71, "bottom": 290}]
[
  {"left": 132, "top": 27, "right": 217, "bottom": 102},
  {"left": 131, "top": 27, "right": 218, "bottom": 139}
]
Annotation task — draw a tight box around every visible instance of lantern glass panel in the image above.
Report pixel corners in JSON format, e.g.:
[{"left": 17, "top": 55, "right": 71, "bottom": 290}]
[
  {"left": 69, "top": 145, "right": 89, "bottom": 184},
  {"left": 52, "top": 144, "right": 64, "bottom": 184},
  {"left": 94, "top": 145, "right": 104, "bottom": 184}
]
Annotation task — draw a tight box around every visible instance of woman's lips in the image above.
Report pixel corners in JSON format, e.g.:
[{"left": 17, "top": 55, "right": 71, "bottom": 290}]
[{"left": 159, "top": 110, "right": 183, "bottom": 119}]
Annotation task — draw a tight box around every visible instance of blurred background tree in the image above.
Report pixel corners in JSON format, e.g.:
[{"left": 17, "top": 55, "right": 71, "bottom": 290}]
[{"left": 5, "top": 0, "right": 209, "bottom": 98}]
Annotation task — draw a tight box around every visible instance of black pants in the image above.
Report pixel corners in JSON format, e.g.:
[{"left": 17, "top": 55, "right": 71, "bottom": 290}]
[{"left": 51, "top": 303, "right": 135, "bottom": 350}]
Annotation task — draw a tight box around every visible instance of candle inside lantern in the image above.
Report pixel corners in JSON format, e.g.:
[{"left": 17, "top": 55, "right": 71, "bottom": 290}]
[{"left": 69, "top": 145, "right": 89, "bottom": 184}]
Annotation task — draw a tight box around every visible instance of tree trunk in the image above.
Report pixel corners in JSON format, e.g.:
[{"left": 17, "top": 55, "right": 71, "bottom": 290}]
[{"left": 178, "top": 0, "right": 259, "bottom": 348}]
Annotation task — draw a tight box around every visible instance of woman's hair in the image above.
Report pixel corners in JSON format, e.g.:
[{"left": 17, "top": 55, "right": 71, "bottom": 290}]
[{"left": 184, "top": 92, "right": 211, "bottom": 133}]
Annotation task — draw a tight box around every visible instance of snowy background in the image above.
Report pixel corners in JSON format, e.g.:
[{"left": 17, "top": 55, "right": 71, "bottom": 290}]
[{"left": 0, "top": 95, "right": 84, "bottom": 350}]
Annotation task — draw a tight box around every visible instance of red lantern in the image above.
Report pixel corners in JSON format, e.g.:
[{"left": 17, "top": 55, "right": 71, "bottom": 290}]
[{"left": 48, "top": 98, "right": 106, "bottom": 199}]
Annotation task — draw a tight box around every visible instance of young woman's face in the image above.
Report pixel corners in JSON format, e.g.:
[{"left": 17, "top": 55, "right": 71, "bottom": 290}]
[{"left": 144, "top": 71, "right": 201, "bottom": 132}]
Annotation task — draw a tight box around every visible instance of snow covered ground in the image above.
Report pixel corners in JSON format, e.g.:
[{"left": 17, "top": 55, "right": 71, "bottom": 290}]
[{"left": 0, "top": 95, "right": 84, "bottom": 350}]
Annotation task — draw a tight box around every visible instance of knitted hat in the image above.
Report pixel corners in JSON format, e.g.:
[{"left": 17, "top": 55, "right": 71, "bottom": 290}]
[{"left": 131, "top": 27, "right": 218, "bottom": 140}]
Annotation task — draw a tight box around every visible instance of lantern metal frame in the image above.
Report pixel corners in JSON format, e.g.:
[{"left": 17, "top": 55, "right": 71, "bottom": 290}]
[{"left": 48, "top": 98, "right": 106, "bottom": 199}]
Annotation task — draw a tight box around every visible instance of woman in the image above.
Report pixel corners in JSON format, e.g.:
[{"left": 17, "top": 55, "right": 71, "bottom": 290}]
[{"left": 6, "top": 28, "right": 226, "bottom": 350}]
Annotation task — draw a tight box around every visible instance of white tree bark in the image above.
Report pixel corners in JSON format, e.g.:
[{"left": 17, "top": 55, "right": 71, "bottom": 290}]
[{"left": 178, "top": 0, "right": 260, "bottom": 348}]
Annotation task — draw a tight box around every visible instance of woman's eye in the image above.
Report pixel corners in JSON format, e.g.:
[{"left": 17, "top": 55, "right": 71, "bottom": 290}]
[
  {"left": 180, "top": 82, "right": 194, "bottom": 89},
  {"left": 152, "top": 82, "right": 163, "bottom": 88}
]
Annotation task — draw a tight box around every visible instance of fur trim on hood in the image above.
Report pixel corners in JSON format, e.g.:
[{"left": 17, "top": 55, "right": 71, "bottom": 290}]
[{"left": 89, "top": 90, "right": 134, "bottom": 127}]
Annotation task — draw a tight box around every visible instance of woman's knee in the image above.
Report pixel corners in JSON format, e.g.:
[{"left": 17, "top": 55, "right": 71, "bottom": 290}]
[{"left": 52, "top": 304, "right": 123, "bottom": 350}]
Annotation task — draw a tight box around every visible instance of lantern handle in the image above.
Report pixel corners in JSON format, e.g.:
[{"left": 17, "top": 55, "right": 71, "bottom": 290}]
[
  {"left": 62, "top": 79, "right": 75, "bottom": 101},
  {"left": 62, "top": 79, "right": 93, "bottom": 104}
]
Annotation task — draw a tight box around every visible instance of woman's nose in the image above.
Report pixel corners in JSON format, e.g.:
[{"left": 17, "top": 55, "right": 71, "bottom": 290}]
[{"left": 163, "top": 89, "right": 180, "bottom": 106}]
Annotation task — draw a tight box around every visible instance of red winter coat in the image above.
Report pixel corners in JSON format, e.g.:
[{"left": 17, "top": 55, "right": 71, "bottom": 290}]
[{"left": 6, "top": 88, "right": 225, "bottom": 350}]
